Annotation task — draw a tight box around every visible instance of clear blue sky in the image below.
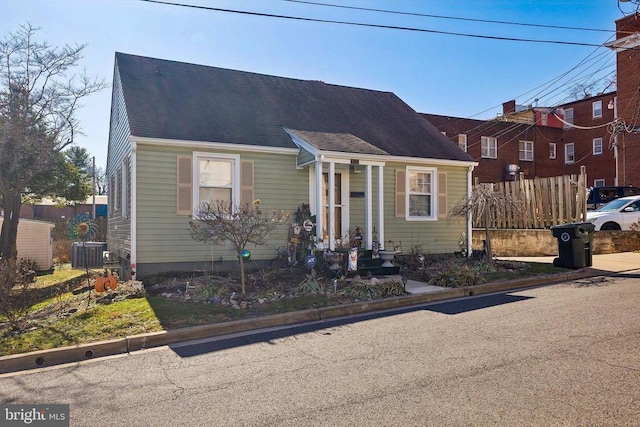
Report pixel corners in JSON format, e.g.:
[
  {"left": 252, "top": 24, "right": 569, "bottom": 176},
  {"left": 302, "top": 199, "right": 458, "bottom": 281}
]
[{"left": 1, "top": 0, "right": 631, "bottom": 169}]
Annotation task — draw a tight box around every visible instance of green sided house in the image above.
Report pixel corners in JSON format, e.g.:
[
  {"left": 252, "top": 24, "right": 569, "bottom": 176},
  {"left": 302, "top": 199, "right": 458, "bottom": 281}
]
[{"left": 106, "top": 53, "right": 477, "bottom": 279}]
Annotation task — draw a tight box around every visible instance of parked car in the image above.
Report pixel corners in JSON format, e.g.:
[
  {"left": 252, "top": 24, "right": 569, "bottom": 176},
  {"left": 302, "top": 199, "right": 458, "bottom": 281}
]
[
  {"left": 585, "top": 195, "right": 640, "bottom": 230},
  {"left": 586, "top": 186, "right": 640, "bottom": 210}
]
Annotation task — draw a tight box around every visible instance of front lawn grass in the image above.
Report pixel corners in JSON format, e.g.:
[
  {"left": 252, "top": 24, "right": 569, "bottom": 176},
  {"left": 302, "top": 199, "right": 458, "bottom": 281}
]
[{"left": 1, "top": 260, "right": 569, "bottom": 356}]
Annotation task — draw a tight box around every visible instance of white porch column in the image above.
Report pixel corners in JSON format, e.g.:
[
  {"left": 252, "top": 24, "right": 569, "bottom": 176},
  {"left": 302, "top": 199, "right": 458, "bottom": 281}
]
[
  {"left": 328, "top": 161, "right": 336, "bottom": 250},
  {"left": 315, "top": 160, "right": 324, "bottom": 249},
  {"left": 466, "top": 165, "right": 474, "bottom": 257},
  {"left": 377, "top": 165, "right": 385, "bottom": 249},
  {"left": 365, "top": 164, "right": 373, "bottom": 250}
]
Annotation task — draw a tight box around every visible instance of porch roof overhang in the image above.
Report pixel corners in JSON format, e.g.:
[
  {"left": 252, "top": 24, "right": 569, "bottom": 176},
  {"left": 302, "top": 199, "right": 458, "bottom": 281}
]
[
  {"left": 284, "top": 127, "right": 478, "bottom": 169},
  {"left": 284, "top": 127, "right": 390, "bottom": 167}
]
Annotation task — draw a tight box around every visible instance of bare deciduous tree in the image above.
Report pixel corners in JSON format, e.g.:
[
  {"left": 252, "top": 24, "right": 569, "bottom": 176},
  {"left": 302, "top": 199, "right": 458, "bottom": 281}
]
[
  {"left": 189, "top": 201, "right": 289, "bottom": 295},
  {"left": 0, "top": 23, "right": 107, "bottom": 260},
  {"left": 449, "top": 184, "right": 523, "bottom": 262}
]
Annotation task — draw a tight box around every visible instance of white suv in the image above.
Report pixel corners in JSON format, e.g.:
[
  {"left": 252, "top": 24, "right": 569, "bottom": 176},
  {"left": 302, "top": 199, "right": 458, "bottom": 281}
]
[{"left": 586, "top": 195, "right": 640, "bottom": 230}]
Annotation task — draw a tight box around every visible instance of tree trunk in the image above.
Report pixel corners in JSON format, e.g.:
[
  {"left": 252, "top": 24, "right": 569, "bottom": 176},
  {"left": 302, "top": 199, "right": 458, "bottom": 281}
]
[
  {"left": 0, "top": 191, "right": 21, "bottom": 260},
  {"left": 483, "top": 208, "right": 493, "bottom": 262},
  {"left": 239, "top": 255, "right": 246, "bottom": 295}
]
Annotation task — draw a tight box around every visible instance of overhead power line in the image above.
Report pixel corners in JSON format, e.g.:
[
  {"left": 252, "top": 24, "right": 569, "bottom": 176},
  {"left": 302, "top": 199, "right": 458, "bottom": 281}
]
[
  {"left": 139, "top": 0, "right": 608, "bottom": 47},
  {"left": 281, "top": 0, "right": 617, "bottom": 34}
]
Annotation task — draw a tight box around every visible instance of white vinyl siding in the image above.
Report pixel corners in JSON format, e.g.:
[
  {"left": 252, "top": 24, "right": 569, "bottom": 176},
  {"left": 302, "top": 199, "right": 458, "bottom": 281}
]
[
  {"left": 593, "top": 137, "right": 603, "bottom": 155},
  {"left": 481, "top": 137, "right": 497, "bottom": 159},
  {"left": 565, "top": 143, "right": 575, "bottom": 164},
  {"left": 519, "top": 140, "right": 534, "bottom": 161}
]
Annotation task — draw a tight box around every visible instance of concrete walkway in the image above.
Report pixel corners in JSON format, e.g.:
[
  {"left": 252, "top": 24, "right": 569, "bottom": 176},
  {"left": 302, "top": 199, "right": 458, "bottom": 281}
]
[
  {"left": 500, "top": 252, "right": 640, "bottom": 275},
  {"left": 403, "top": 252, "right": 640, "bottom": 295}
]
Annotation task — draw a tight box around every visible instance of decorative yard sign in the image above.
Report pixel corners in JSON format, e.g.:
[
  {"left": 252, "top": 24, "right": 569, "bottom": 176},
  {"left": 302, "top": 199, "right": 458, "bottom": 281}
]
[
  {"left": 348, "top": 247, "right": 358, "bottom": 272},
  {"left": 303, "top": 219, "right": 314, "bottom": 232},
  {"left": 304, "top": 254, "right": 317, "bottom": 267}
]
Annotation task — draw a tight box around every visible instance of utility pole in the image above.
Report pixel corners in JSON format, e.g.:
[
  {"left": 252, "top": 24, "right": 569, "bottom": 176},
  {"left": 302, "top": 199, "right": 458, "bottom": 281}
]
[{"left": 92, "top": 156, "right": 96, "bottom": 219}]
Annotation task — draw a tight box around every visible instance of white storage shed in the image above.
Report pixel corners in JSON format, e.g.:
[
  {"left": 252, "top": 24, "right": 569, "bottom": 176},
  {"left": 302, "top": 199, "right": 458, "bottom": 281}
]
[{"left": 0, "top": 217, "right": 55, "bottom": 271}]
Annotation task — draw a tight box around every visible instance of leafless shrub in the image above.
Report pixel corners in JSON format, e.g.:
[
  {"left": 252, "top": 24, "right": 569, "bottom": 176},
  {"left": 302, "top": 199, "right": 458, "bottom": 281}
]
[
  {"left": 0, "top": 259, "right": 35, "bottom": 332},
  {"left": 189, "top": 200, "right": 289, "bottom": 294},
  {"left": 449, "top": 184, "right": 523, "bottom": 261}
]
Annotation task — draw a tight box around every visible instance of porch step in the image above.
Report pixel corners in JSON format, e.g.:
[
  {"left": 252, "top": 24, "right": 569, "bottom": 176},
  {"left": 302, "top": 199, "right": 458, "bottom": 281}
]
[
  {"left": 355, "top": 265, "right": 400, "bottom": 276},
  {"left": 353, "top": 249, "right": 400, "bottom": 276}
]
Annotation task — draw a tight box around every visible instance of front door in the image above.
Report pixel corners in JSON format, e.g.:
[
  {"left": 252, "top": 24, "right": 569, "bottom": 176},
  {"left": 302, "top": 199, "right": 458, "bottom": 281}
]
[{"left": 322, "top": 170, "right": 349, "bottom": 245}]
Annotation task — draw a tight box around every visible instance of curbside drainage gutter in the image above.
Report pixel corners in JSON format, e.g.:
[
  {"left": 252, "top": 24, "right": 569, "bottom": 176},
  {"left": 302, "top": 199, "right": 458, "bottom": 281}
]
[{"left": 0, "top": 268, "right": 599, "bottom": 375}]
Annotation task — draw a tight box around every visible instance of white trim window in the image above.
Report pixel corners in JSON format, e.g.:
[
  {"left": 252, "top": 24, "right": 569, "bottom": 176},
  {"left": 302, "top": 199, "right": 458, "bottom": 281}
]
[
  {"left": 593, "top": 137, "right": 603, "bottom": 155},
  {"left": 594, "top": 179, "right": 605, "bottom": 187},
  {"left": 457, "top": 134, "right": 467, "bottom": 152},
  {"left": 564, "top": 107, "right": 574, "bottom": 128},
  {"left": 481, "top": 136, "right": 497, "bottom": 159},
  {"left": 592, "top": 100, "right": 602, "bottom": 119},
  {"left": 406, "top": 167, "right": 436, "bottom": 220},
  {"left": 565, "top": 143, "right": 575, "bottom": 164},
  {"left": 519, "top": 140, "right": 534, "bottom": 161},
  {"left": 194, "top": 153, "right": 240, "bottom": 210},
  {"left": 549, "top": 143, "right": 557, "bottom": 159}
]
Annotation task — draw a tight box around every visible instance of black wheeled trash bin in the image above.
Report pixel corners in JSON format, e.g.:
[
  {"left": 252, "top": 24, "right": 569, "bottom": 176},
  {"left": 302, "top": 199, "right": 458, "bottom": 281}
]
[{"left": 551, "top": 222, "right": 595, "bottom": 269}]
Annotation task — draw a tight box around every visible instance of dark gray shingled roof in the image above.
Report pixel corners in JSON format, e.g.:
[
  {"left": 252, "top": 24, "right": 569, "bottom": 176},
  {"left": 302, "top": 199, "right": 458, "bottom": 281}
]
[
  {"left": 287, "top": 129, "right": 389, "bottom": 156},
  {"left": 115, "top": 52, "right": 473, "bottom": 162}
]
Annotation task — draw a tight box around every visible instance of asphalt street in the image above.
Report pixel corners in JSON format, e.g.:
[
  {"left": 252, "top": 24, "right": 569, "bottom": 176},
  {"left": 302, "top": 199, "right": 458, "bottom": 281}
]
[{"left": 1, "top": 272, "right": 640, "bottom": 426}]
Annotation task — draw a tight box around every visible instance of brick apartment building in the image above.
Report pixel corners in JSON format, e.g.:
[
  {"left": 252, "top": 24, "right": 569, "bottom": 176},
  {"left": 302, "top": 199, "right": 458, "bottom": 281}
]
[
  {"left": 422, "top": 92, "right": 618, "bottom": 186},
  {"left": 422, "top": 12, "right": 640, "bottom": 187},
  {"left": 607, "top": 13, "right": 640, "bottom": 187}
]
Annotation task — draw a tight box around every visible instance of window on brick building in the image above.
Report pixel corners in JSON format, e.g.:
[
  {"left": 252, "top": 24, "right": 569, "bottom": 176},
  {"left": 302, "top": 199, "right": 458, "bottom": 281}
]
[
  {"left": 481, "top": 136, "right": 497, "bottom": 159},
  {"left": 592, "top": 100, "right": 602, "bottom": 119},
  {"left": 549, "top": 143, "right": 556, "bottom": 159},
  {"left": 564, "top": 108, "right": 574, "bottom": 129},
  {"left": 519, "top": 140, "right": 534, "bottom": 161},
  {"left": 565, "top": 143, "right": 575, "bottom": 164},
  {"left": 593, "top": 137, "right": 603, "bottom": 155},
  {"left": 594, "top": 179, "right": 605, "bottom": 187},
  {"left": 457, "top": 134, "right": 467, "bottom": 152}
]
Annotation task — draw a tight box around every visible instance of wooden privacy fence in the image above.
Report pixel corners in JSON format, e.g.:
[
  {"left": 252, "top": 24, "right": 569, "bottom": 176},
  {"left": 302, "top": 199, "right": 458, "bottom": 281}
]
[{"left": 472, "top": 166, "right": 587, "bottom": 229}]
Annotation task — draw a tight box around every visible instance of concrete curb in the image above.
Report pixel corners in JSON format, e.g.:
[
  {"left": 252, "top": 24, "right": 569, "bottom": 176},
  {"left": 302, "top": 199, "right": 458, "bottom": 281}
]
[{"left": 0, "top": 268, "right": 604, "bottom": 375}]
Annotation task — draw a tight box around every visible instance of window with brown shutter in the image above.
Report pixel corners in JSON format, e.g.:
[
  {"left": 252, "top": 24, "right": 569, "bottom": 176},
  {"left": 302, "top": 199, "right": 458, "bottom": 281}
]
[
  {"left": 395, "top": 169, "right": 406, "bottom": 218},
  {"left": 177, "top": 155, "right": 193, "bottom": 215},
  {"left": 240, "top": 160, "right": 254, "bottom": 208},
  {"left": 438, "top": 172, "right": 447, "bottom": 218}
]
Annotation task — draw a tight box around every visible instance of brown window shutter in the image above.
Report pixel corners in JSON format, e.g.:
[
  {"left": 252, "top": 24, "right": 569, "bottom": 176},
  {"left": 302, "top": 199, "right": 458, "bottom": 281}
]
[
  {"left": 395, "top": 169, "right": 406, "bottom": 218},
  {"left": 240, "top": 160, "right": 254, "bottom": 208},
  {"left": 438, "top": 172, "right": 447, "bottom": 218},
  {"left": 177, "top": 155, "right": 192, "bottom": 215}
]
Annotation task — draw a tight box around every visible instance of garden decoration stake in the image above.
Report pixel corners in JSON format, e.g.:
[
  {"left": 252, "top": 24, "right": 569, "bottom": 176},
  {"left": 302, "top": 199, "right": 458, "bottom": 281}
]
[{"left": 68, "top": 214, "right": 98, "bottom": 308}]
